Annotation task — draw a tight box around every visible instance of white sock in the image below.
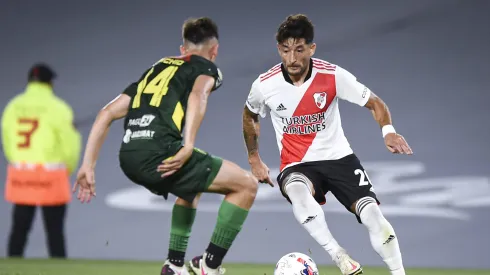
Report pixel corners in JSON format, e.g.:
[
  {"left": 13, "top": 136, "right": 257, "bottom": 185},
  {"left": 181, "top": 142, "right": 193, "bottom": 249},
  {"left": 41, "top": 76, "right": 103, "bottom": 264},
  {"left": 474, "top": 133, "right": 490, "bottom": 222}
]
[
  {"left": 357, "top": 197, "right": 405, "bottom": 275},
  {"left": 285, "top": 179, "right": 342, "bottom": 259}
]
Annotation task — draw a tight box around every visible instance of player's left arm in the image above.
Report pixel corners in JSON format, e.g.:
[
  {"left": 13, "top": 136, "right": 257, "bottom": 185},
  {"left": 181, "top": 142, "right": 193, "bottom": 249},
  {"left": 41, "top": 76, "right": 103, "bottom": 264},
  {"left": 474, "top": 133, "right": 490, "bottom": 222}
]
[
  {"left": 336, "top": 66, "right": 413, "bottom": 155},
  {"left": 364, "top": 93, "right": 413, "bottom": 154},
  {"left": 73, "top": 85, "right": 134, "bottom": 203},
  {"left": 81, "top": 93, "right": 131, "bottom": 169}
]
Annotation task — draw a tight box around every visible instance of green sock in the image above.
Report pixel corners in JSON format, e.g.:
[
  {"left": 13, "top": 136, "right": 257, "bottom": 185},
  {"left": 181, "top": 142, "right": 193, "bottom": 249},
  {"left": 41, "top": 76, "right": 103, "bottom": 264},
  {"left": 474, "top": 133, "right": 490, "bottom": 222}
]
[
  {"left": 168, "top": 204, "right": 196, "bottom": 261},
  {"left": 210, "top": 200, "right": 249, "bottom": 249}
]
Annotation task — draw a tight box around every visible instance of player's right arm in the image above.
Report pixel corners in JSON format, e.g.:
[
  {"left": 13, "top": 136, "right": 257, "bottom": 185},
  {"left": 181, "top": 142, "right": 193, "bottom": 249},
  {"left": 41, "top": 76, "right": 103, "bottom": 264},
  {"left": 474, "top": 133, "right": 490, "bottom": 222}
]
[
  {"left": 81, "top": 93, "right": 130, "bottom": 168},
  {"left": 73, "top": 84, "right": 133, "bottom": 203},
  {"left": 242, "top": 78, "right": 273, "bottom": 186}
]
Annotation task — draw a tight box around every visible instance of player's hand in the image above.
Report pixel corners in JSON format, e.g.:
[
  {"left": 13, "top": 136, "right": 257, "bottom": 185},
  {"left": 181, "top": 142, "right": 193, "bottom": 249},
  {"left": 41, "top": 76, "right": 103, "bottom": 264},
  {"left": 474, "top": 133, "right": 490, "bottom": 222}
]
[
  {"left": 72, "top": 165, "right": 96, "bottom": 203},
  {"left": 250, "top": 158, "right": 274, "bottom": 187},
  {"left": 384, "top": 133, "right": 413, "bottom": 155},
  {"left": 157, "top": 145, "right": 194, "bottom": 177}
]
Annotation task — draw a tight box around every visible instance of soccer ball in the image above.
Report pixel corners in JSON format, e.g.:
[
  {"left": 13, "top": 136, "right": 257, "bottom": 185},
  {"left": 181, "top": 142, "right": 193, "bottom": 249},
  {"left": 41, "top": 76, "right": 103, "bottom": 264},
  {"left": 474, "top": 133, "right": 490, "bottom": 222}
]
[{"left": 274, "top": 252, "right": 319, "bottom": 275}]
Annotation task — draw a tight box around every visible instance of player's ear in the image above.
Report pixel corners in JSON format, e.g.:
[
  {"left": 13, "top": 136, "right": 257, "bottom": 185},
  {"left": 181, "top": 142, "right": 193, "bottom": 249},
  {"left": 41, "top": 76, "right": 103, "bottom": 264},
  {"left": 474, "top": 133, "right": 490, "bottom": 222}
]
[
  {"left": 309, "top": 43, "right": 316, "bottom": 56},
  {"left": 209, "top": 44, "right": 219, "bottom": 62},
  {"left": 179, "top": 45, "right": 186, "bottom": 55}
]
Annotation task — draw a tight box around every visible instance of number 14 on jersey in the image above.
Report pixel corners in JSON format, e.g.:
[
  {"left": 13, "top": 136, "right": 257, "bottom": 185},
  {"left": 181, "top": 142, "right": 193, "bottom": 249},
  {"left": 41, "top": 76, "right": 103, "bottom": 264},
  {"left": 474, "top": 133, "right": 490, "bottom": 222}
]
[{"left": 132, "top": 65, "right": 179, "bottom": 109}]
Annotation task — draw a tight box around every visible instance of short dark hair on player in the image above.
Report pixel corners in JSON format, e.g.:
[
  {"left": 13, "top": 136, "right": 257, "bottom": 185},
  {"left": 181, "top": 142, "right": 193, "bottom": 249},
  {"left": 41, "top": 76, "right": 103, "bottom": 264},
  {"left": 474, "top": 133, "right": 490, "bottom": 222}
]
[
  {"left": 276, "top": 14, "right": 314, "bottom": 44},
  {"left": 182, "top": 17, "right": 219, "bottom": 45}
]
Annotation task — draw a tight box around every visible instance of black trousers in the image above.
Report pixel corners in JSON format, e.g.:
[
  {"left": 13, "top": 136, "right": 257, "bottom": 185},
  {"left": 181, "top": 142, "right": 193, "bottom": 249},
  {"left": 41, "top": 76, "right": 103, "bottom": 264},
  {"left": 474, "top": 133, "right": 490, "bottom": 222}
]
[{"left": 7, "top": 204, "right": 67, "bottom": 258}]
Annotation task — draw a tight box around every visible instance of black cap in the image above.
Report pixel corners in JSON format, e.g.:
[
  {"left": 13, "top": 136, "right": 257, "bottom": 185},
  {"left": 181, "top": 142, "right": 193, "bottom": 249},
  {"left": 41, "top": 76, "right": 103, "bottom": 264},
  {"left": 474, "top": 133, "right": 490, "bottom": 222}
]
[{"left": 28, "top": 63, "right": 57, "bottom": 83}]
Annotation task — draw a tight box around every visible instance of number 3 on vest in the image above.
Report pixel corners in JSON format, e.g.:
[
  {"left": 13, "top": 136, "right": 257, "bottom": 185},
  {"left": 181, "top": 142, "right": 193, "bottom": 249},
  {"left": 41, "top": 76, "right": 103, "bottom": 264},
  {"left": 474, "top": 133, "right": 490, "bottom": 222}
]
[{"left": 17, "top": 118, "right": 39, "bottom": 148}]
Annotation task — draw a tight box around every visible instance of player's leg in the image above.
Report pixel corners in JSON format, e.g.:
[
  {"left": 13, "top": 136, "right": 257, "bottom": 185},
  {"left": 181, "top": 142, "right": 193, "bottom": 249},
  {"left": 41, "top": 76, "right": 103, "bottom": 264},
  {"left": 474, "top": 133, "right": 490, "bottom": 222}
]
[
  {"left": 122, "top": 149, "right": 256, "bottom": 274},
  {"left": 278, "top": 166, "right": 362, "bottom": 275},
  {"left": 328, "top": 154, "right": 405, "bottom": 275},
  {"left": 279, "top": 168, "right": 342, "bottom": 256},
  {"left": 165, "top": 194, "right": 201, "bottom": 269},
  {"left": 194, "top": 159, "right": 258, "bottom": 274},
  {"left": 119, "top": 151, "right": 195, "bottom": 275},
  {"left": 352, "top": 198, "right": 405, "bottom": 275}
]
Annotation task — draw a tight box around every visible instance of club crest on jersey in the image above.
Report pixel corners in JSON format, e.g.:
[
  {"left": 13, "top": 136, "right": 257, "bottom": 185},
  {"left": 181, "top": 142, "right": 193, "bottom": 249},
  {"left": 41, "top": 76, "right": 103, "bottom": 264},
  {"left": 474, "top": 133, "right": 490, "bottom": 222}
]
[{"left": 313, "top": 92, "right": 327, "bottom": 109}]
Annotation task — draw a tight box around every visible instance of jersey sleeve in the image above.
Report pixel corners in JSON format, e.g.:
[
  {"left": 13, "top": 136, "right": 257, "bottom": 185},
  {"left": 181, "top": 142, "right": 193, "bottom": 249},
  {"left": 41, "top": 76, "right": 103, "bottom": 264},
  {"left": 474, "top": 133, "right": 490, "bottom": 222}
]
[
  {"left": 122, "top": 82, "right": 138, "bottom": 97},
  {"left": 195, "top": 60, "right": 223, "bottom": 92},
  {"left": 122, "top": 67, "right": 153, "bottom": 97},
  {"left": 245, "top": 77, "right": 267, "bottom": 118},
  {"left": 335, "top": 66, "right": 371, "bottom": 106}
]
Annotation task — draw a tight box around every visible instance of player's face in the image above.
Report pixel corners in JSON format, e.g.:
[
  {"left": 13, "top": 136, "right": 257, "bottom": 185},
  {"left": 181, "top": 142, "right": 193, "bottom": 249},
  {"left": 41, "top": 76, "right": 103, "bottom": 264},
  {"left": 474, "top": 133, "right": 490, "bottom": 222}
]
[{"left": 278, "top": 38, "right": 316, "bottom": 77}]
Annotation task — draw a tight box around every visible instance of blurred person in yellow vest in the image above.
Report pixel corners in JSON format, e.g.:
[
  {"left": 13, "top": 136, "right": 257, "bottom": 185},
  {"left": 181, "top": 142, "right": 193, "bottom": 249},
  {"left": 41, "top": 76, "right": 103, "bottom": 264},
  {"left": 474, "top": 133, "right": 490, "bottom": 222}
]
[{"left": 1, "top": 63, "right": 81, "bottom": 258}]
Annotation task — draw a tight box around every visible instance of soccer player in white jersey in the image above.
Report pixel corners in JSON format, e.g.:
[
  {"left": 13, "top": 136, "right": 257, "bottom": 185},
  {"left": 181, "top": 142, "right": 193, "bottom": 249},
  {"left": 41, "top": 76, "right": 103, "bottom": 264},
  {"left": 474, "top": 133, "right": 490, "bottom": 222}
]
[{"left": 242, "top": 14, "right": 413, "bottom": 275}]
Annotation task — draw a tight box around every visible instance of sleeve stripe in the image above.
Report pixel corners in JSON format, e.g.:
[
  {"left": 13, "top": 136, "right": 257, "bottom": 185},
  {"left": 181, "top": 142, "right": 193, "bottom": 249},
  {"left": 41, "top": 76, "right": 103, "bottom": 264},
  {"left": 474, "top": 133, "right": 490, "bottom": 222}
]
[
  {"left": 359, "top": 86, "right": 371, "bottom": 106},
  {"left": 245, "top": 100, "right": 260, "bottom": 114}
]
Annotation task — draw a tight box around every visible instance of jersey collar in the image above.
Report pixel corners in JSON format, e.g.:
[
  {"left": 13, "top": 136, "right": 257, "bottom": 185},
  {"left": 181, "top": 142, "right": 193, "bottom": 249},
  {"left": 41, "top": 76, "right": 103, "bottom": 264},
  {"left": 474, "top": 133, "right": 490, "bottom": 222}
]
[{"left": 281, "top": 58, "right": 313, "bottom": 85}]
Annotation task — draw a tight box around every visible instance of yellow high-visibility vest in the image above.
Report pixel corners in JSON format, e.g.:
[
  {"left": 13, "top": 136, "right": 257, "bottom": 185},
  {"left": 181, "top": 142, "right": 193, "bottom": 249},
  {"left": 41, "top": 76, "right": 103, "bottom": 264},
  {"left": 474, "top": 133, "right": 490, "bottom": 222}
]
[{"left": 1, "top": 82, "right": 81, "bottom": 205}]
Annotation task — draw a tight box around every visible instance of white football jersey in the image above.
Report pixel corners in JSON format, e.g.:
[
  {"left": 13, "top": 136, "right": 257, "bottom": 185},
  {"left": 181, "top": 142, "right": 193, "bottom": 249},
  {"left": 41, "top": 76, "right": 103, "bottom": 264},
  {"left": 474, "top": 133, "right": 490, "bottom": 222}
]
[{"left": 246, "top": 58, "right": 371, "bottom": 171}]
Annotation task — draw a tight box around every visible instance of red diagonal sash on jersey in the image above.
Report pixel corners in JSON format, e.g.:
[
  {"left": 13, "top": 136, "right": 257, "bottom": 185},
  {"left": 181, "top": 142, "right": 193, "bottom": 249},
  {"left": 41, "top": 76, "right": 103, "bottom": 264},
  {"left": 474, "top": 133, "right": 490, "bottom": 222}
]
[{"left": 280, "top": 73, "right": 336, "bottom": 170}]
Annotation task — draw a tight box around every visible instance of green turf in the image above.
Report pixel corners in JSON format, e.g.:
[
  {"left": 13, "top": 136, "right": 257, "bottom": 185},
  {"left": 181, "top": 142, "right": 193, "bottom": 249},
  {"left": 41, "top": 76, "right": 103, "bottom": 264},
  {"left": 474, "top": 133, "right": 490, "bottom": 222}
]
[{"left": 0, "top": 259, "right": 488, "bottom": 275}]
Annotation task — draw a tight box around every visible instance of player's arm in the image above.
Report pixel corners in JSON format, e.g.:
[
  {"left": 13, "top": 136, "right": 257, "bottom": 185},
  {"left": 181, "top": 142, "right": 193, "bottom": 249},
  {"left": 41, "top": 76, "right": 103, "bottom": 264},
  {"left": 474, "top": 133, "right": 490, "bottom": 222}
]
[
  {"left": 182, "top": 75, "right": 215, "bottom": 149},
  {"left": 243, "top": 107, "right": 262, "bottom": 162},
  {"left": 336, "top": 66, "right": 413, "bottom": 154},
  {"left": 81, "top": 93, "right": 131, "bottom": 169},
  {"left": 364, "top": 93, "right": 392, "bottom": 130},
  {"left": 242, "top": 78, "right": 273, "bottom": 185},
  {"left": 242, "top": 78, "right": 266, "bottom": 162},
  {"left": 335, "top": 66, "right": 392, "bottom": 128},
  {"left": 364, "top": 92, "right": 412, "bottom": 154}
]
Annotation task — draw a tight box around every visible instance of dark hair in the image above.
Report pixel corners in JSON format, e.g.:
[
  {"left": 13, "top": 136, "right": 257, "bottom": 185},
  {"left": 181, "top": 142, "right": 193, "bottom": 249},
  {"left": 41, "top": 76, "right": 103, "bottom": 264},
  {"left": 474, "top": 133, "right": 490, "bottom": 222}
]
[
  {"left": 28, "top": 63, "right": 56, "bottom": 83},
  {"left": 276, "top": 14, "right": 314, "bottom": 44},
  {"left": 182, "top": 17, "right": 219, "bottom": 44}
]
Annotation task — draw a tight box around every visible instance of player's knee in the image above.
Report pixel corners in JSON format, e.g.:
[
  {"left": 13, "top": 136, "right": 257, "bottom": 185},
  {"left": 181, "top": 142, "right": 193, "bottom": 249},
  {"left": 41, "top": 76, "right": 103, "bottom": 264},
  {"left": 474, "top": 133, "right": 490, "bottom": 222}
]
[
  {"left": 175, "top": 194, "right": 201, "bottom": 208},
  {"left": 354, "top": 196, "right": 378, "bottom": 217},
  {"left": 234, "top": 170, "right": 258, "bottom": 199},
  {"left": 243, "top": 172, "right": 259, "bottom": 198},
  {"left": 356, "top": 197, "right": 390, "bottom": 231},
  {"left": 284, "top": 173, "right": 313, "bottom": 194},
  {"left": 284, "top": 173, "right": 313, "bottom": 203},
  {"left": 284, "top": 181, "right": 309, "bottom": 196}
]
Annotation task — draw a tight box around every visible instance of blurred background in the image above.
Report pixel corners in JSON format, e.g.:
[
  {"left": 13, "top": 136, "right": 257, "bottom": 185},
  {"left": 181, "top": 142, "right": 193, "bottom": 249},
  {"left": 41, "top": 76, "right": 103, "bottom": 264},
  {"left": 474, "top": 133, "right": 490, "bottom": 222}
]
[{"left": 1, "top": 0, "right": 489, "bottom": 270}]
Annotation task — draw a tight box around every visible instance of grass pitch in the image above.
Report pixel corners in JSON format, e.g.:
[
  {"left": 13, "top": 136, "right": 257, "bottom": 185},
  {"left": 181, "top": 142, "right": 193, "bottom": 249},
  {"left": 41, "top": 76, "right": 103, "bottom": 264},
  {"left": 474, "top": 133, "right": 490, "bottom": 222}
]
[{"left": 0, "top": 258, "right": 488, "bottom": 275}]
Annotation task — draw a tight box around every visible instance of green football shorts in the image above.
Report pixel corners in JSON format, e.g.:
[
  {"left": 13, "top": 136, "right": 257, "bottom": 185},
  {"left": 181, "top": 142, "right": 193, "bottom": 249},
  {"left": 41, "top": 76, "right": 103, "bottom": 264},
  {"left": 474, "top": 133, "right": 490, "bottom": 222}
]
[{"left": 119, "top": 145, "right": 223, "bottom": 203}]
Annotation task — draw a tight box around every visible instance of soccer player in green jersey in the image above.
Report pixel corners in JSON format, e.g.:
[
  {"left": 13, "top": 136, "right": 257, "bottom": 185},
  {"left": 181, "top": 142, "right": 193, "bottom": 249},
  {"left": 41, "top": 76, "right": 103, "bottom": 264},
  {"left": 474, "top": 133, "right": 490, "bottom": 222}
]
[{"left": 72, "top": 17, "right": 258, "bottom": 275}]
